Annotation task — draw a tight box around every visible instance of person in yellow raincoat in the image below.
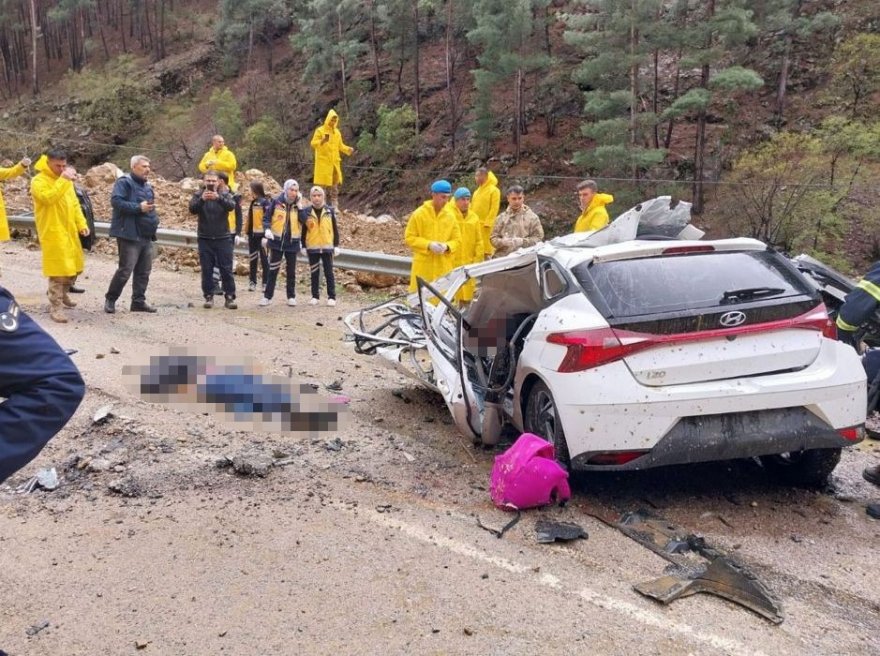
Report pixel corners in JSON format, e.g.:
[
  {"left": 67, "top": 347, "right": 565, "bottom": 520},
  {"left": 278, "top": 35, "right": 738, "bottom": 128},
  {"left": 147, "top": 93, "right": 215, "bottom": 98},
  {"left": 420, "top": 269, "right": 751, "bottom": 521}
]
[
  {"left": 0, "top": 156, "right": 31, "bottom": 244},
  {"left": 310, "top": 109, "right": 354, "bottom": 209},
  {"left": 30, "top": 150, "right": 90, "bottom": 323},
  {"left": 573, "top": 180, "right": 614, "bottom": 233},
  {"left": 447, "top": 187, "right": 484, "bottom": 304},
  {"left": 471, "top": 166, "right": 500, "bottom": 258},
  {"left": 404, "top": 180, "right": 461, "bottom": 293},
  {"left": 198, "top": 135, "right": 238, "bottom": 192}
]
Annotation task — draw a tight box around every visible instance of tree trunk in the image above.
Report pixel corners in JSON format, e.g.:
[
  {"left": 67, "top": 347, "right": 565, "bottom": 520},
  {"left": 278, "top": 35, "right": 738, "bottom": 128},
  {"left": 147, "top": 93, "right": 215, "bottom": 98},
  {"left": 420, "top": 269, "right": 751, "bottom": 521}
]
[
  {"left": 513, "top": 68, "right": 523, "bottom": 162},
  {"left": 691, "top": 0, "right": 715, "bottom": 216},
  {"left": 30, "top": 0, "right": 39, "bottom": 95},
  {"left": 337, "top": 11, "right": 348, "bottom": 113},
  {"left": 629, "top": 1, "right": 639, "bottom": 181},
  {"left": 775, "top": 33, "right": 792, "bottom": 125},
  {"left": 445, "top": 0, "right": 455, "bottom": 150},
  {"left": 663, "top": 50, "right": 681, "bottom": 150},
  {"left": 413, "top": 1, "right": 420, "bottom": 134},
  {"left": 369, "top": 0, "right": 381, "bottom": 91}
]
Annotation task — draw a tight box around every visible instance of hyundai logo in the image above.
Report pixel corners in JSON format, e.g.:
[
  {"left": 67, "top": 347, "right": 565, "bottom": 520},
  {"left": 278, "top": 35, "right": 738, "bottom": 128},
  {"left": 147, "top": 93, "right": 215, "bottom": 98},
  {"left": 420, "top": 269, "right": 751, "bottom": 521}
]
[{"left": 719, "top": 311, "right": 747, "bottom": 328}]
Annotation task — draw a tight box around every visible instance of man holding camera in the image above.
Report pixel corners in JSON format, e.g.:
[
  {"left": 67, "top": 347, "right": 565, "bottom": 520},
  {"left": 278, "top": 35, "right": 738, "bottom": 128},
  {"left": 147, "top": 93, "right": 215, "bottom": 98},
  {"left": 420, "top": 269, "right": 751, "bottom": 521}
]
[
  {"left": 189, "top": 171, "right": 238, "bottom": 309},
  {"left": 104, "top": 155, "right": 159, "bottom": 314},
  {"left": 310, "top": 109, "right": 354, "bottom": 209}
]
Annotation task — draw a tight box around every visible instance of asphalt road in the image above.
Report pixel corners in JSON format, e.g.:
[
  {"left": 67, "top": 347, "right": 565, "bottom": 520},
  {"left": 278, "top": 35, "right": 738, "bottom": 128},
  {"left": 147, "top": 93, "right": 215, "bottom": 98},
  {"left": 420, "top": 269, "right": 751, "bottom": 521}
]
[{"left": 1, "top": 240, "right": 878, "bottom": 655}]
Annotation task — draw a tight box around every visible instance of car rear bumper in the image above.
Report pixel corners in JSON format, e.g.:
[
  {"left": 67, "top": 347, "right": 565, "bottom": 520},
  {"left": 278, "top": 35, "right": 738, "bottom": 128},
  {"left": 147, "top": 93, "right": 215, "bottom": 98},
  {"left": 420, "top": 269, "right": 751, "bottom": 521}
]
[
  {"left": 570, "top": 407, "right": 862, "bottom": 470},
  {"left": 518, "top": 338, "right": 866, "bottom": 470}
]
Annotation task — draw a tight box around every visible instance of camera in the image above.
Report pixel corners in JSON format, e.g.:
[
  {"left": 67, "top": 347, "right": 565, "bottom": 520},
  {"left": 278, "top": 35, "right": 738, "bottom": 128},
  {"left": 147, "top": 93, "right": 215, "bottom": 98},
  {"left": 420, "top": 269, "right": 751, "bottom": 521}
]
[{"left": 205, "top": 183, "right": 216, "bottom": 192}]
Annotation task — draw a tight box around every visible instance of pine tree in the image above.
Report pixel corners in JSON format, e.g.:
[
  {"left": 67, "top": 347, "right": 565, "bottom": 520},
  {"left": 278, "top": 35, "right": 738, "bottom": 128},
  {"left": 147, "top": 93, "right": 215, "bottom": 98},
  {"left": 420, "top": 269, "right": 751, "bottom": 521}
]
[{"left": 467, "top": 0, "right": 551, "bottom": 160}]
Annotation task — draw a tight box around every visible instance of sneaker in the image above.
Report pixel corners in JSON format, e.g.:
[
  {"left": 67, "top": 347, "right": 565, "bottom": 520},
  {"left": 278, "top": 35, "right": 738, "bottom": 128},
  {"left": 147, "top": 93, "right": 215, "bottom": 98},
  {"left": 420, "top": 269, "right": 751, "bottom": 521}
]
[
  {"left": 259, "top": 297, "right": 271, "bottom": 307},
  {"left": 104, "top": 298, "right": 116, "bottom": 314},
  {"left": 248, "top": 281, "right": 257, "bottom": 292},
  {"left": 68, "top": 285, "right": 86, "bottom": 294},
  {"left": 203, "top": 297, "right": 213, "bottom": 309},
  {"left": 287, "top": 297, "right": 297, "bottom": 307},
  {"left": 327, "top": 298, "right": 337, "bottom": 307},
  {"left": 130, "top": 302, "right": 158, "bottom": 313},
  {"left": 864, "top": 464, "right": 880, "bottom": 487},
  {"left": 225, "top": 297, "right": 238, "bottom": 310},
  {"left": 309, "top": 298, "right": 319, "bottom": 305}
]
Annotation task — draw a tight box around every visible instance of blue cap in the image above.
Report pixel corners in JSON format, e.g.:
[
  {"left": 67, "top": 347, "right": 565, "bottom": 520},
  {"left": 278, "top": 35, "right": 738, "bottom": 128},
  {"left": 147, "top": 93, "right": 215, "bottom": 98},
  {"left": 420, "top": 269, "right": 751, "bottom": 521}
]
[
  {"left": 453, "top": 187, "right": 471, "bottom": 200},
  {"left": 430, "top": 180, "right": 452, "bottom": 194}
]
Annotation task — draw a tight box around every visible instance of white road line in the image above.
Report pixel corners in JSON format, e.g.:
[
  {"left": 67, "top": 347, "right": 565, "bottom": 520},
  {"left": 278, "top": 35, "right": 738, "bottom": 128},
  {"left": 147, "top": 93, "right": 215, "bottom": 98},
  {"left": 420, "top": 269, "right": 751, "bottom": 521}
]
[{"left": 346, "top": 504, "right": 770, "bottom": 656}]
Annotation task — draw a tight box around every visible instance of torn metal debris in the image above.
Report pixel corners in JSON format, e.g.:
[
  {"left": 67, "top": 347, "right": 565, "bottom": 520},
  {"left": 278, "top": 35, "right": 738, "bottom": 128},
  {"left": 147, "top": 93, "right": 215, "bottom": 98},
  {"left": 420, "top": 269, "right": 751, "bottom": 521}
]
[{"left": 535, "top": 519, "right": 588, "bottom": 544}]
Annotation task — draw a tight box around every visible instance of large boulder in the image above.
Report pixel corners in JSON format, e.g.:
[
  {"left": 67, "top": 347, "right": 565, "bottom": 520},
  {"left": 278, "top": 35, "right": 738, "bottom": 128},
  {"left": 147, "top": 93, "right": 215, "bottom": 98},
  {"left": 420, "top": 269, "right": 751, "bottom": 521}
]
[
  {"left": 355, "top": 271, "right": 404, "bottom": 289},
  {"left": 83, "top": 162, "right": 124, "bottom": 188},
  {"left": 179, "top": 177, "right": 202, "bottom": 193}
]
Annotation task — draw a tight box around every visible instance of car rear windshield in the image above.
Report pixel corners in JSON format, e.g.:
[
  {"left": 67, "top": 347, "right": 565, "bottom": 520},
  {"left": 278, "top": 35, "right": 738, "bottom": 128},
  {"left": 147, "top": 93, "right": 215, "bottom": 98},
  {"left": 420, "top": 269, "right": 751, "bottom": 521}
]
[{"left": 574, "top": 250, "right": 813, "bottom": 319}]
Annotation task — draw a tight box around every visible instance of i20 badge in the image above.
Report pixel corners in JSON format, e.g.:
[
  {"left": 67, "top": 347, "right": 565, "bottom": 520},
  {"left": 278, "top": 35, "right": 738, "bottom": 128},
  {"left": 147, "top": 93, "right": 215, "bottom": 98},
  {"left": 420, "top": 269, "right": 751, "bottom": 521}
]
[{"left": 719, "top": 310, "right": 747, "bottom": 328}]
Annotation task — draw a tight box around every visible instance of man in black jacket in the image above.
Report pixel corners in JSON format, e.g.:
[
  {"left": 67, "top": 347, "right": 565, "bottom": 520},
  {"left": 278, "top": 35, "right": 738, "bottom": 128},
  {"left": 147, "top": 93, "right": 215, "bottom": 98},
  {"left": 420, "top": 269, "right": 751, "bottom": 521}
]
[
  {"left": 189, "top": 170, "right": 238, "bottom": 309},
  {"left": 104, "top": 155, "right": 160, "bottom": 314}
]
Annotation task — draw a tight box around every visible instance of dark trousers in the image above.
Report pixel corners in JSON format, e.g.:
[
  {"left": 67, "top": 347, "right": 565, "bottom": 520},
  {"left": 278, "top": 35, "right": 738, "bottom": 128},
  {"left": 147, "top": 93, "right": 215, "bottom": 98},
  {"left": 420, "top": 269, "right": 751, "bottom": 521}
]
[
  {"left": 0, "top": 290, "right": 85, "bottom": 483},
  {"left": 106, "top": 237, "right": 153, "bottom": 304},
  {"left": 308, "top": 251, "right": 336, "bottom": 300},
  {"left": 248, "top": 234, "right": 268, "bottom": 287},
  {"left": 265, "top": 248, "right": 297, "bottom": 300},
  {"left": 198, "top": 237, "right": 235, "bottom": 299}
]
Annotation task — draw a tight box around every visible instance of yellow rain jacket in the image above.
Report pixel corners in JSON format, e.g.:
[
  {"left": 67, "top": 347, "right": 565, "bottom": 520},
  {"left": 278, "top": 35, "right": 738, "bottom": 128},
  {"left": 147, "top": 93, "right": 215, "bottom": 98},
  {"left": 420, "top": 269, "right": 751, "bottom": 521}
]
[
  {"left": 471, "top": 171, "right": 500, "bottom": 257},
  {"left": 404, "top": 200, "right": 461, "bottom": 292},
  {"left": 30, "top": 155, "right": 87, "bottom": 277},
  {"left": 0, "top": 161, "right": 27, "bottom": 241},
  {"left": 303, "top": 205, "right": 339, "bottom": 251},
  {"left": 447, "top": 201, "right": 485, "bottom": 302},
  {"left": 311, "top": 109, "right": 354, "bottom": 187},
  {"left": 574, "top": 192, "right": 614, "bottom": 233},
  {"left": 198, "top": 145, "right": 238, "bottom": 192}
]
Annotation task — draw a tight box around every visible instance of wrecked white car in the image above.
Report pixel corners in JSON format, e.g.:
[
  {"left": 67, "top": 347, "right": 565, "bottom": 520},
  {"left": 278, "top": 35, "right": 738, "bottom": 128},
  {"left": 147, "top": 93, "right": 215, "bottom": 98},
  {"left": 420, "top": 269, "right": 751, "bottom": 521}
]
[{"left": 345, "top": 197, "right": 866, "bottom": 486}]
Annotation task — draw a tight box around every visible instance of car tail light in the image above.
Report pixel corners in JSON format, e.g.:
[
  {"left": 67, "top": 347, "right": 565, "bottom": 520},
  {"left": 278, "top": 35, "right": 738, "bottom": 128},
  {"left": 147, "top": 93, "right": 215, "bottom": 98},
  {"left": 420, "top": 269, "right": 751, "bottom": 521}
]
[
  {"left": 823, "top": 317, "right": 837, "bottom": 340},
  {"left": 587, "top": 451, "right": 648, "bottom": 465},
  {"left": 837, "top": 426, "right": 863, "bottom": 442},
  {"left": 661, "top": 245, "right": 715, "bottom": 256},
  {"left": 548, "top": 303, "right": 833, "bottom": 373},
  {"left": 548, "top": 328, "right": 652, "bottom": 372}
]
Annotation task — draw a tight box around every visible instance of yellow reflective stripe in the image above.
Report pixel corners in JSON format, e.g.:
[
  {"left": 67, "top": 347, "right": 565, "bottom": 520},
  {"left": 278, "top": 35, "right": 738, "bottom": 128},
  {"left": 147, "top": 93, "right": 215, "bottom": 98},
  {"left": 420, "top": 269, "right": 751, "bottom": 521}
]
[
  {"left": 836, "top": 315, "right": 859, "bottom": 332},
  {"left": 857, "top": 279, "right": 880, "bottom": 302}
]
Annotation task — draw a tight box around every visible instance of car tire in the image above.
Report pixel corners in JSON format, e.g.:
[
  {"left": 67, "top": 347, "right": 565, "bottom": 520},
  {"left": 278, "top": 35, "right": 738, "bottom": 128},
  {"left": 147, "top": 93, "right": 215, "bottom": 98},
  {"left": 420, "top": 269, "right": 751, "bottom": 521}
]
[
  {"left": 760, "top": 447, "right": 842, "bottom": 487},
  {"left": 524, "top": 380, "right": 571, "bottom": 467}
]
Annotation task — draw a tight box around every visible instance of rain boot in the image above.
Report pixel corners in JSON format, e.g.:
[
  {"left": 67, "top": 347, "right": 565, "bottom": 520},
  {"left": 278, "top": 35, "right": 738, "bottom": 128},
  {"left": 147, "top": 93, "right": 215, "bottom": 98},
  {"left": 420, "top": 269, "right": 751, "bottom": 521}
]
[{"left": 48, "top": 278, "right": 68, "bottom": 323}]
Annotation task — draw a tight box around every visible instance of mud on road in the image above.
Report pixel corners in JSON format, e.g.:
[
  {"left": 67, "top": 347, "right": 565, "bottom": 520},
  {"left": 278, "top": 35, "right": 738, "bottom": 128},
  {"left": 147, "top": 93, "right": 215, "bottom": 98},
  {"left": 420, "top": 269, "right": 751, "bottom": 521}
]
[{"left": 1, "top": 240, "right": 879, "bottom": 655}]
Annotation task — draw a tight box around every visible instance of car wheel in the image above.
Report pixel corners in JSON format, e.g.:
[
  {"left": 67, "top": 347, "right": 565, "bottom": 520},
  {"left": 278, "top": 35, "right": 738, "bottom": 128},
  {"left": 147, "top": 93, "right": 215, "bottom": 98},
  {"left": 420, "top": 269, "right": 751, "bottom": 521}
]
[
  {"left": 760, "top": 448, "right": 842, "bottom": 487},
  {"left": 524, "top": 380, "right": 571, "bottom": 466}
]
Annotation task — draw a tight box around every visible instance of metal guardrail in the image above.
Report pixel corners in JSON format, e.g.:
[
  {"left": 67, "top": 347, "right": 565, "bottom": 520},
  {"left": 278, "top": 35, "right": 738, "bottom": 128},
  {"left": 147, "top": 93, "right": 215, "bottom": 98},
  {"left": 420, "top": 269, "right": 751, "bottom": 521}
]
[{"left": 8, "top": 213, "right": 413, "bottom": 279}]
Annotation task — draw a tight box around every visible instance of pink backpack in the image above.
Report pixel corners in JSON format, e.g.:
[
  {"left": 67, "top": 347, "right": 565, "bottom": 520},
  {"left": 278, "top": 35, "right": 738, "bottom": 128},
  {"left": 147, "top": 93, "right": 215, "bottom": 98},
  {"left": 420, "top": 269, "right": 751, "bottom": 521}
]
[{"left": 490, "top": 433, "right": 571, "bottom": 510}]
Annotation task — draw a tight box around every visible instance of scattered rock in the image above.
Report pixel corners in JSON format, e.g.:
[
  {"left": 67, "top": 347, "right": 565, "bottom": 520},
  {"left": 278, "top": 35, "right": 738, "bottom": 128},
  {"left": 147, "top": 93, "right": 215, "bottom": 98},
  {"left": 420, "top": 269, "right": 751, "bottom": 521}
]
[
  {"left": 92, "top": 405, "right": 114, "bottom": 424},
  {"left": 26, "top": 620, "right": 50, "bottom": 636},
  {"left": 35, "top": 468, "right": 59, "bottom": 491},
  {"left": 110, "top": 347, "right": 121, "bottom": 354},
  {"left": 866, "top": 502, "right": 880, "bottom": 520},
  {"left": 402, "top": 452, "right": 416, "bottom": 463},
  {"left": 107, "top": 476, "right": 143, "bottom": 498},
  {"left": 135, "top": 639, "right": 150, "bottom": 649},
  {"left": 231, "top": 451, "right": 273, "bottom": 477},
  {"left": 324, "top": 438, "right": 344, "bottom": 452}
]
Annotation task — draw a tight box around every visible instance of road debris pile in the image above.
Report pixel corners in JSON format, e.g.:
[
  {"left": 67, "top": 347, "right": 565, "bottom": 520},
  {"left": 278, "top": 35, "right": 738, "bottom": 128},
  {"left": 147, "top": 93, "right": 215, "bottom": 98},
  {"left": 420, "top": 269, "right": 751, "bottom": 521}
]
[{"left": 2, "top": 161, "right": 409, "bottom": 256}]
